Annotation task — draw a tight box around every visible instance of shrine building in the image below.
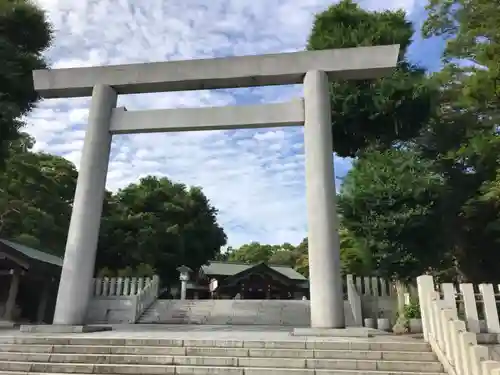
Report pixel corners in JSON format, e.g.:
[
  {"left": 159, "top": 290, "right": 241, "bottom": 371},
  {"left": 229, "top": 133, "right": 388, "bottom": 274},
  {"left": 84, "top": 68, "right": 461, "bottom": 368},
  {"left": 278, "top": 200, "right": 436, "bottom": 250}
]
[{"left": 184, "top": 261, "right": 309, "bottom": 300}]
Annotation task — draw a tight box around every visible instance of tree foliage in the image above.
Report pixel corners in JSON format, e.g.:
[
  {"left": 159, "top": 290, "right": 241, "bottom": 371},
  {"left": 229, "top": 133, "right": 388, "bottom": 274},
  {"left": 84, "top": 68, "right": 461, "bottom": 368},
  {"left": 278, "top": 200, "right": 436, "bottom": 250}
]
[
  {"left": 339, "top": 149, "right": 447, "bottom": 280},
  {"left": 334, "top": 0, "right": 500, "bottom": 283},
  {"left": 0, "top": 133, "right": 78, "bottom": 255},
  {"left": 1, "top": 136, "right": 227, "bottom": 279},
  {"left": 307, "top": 0, "right": 434, "bottom": 157},
  {"left": 0, "top": 0, "right": 52, "bottom": 166},
  {"left": 420, "top": 0, "right": 500, "bottom": 282},
  {"left": 226, "top": 242, "right": 278, "bottom": 264},
  {"left": 96, "top": 176, "right": 227, "bottom": 284},
  {"left": 224, "top": 228, "right": 371, "bottom": 279}
]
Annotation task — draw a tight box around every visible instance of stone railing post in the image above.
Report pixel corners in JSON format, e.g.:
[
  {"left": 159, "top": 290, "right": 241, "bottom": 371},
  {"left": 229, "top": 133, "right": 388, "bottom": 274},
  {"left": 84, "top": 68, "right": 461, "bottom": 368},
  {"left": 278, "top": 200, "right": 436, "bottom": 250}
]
[
  {"left": 346, "top": 274, "right": 362, "bottom": 326},
  {"left": 417, "top": 274, "right": 500, "bottom": 375}
]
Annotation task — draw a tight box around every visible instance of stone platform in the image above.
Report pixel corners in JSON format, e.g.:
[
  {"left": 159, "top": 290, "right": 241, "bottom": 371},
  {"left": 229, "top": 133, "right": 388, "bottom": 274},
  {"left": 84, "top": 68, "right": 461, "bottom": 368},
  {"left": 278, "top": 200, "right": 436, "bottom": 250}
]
[
  {"left": 2, "top": 324, "right": 408, "bottom": 341},
  {"left": 19, "top": 324, "right": 111, "bottom": 333},
  {"left": 0, "top": 321, "right": 14, "bottom": 329},
  {"left": 292, "top": 327, "right": 391, "bottom": 338}
]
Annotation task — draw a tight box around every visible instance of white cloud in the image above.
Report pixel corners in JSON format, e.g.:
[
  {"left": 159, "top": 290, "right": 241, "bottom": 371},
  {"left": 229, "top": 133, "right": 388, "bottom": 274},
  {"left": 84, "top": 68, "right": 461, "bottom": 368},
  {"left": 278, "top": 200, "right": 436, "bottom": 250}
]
[{"left": 28, "top": 0, "right": 421, "bottom": 247}]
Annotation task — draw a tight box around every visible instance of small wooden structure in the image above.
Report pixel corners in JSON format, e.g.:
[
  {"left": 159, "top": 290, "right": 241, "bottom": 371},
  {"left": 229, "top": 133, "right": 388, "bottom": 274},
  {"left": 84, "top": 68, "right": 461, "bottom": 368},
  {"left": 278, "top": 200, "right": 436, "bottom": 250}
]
[{"left": 0, "top": 239, "right": 62, "bottom": 323}]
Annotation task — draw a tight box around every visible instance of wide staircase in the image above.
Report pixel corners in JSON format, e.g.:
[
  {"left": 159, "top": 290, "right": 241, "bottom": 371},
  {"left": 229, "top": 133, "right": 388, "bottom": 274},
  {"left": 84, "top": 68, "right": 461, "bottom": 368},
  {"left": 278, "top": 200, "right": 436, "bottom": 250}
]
[
  {"left": 0, "top": 335, "right": 446, "bottom": 375},
  {"left": 138, "top": 300, "right": 357, "bottom": 326}
]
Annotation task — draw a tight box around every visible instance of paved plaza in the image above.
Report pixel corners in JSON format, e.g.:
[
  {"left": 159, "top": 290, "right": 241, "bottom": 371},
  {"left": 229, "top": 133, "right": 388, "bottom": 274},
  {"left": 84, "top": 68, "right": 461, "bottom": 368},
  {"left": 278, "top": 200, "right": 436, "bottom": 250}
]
[{"left": 0, "top": 324, "right": 419, "bottom": 342}]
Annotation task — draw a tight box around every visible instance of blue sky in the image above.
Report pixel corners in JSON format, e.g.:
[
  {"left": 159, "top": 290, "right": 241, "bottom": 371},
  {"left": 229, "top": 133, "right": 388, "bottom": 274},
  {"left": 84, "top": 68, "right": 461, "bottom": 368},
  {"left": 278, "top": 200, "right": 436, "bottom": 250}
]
[{"left": 29, "top": 0, "right": 445, "bottom": 248}]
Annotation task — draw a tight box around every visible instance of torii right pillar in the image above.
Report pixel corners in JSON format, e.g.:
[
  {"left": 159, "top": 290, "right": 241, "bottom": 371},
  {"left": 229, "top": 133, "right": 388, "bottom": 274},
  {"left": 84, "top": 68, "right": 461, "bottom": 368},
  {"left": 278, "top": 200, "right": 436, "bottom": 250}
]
[{"left": 303, "top": 70, "right": 345, "bottom": 328}]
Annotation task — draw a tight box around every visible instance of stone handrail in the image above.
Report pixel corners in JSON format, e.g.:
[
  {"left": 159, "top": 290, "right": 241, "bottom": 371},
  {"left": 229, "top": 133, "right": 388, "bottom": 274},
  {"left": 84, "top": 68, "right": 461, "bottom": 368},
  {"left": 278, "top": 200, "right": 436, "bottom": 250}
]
[
  {"left": 346, "top": 274, "right": 363, "bottom": 326},
  {"left": 87, "top": 275, "right": 160, "bottom": 324},
  {"left": 349, "top": 274, "right": 394, "bottom": 297},
  {"left": 436, "top": 281, "right": 500, "bottom": 334},
  {"left": 93, "top": 276, "right": 153, "bottom": 296},
  {"left": 134, "top": 275, "right": 160, "bottom": 322},
  {"left": 417, "top": 275, "right": 500, "bottom": 375}
]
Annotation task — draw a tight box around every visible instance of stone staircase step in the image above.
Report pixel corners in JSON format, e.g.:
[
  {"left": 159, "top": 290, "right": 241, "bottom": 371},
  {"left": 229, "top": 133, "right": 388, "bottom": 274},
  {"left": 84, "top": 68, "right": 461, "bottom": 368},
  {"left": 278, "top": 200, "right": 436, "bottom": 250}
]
[
  {"left": 0, "top": 371, "right": 447, "bottom": 375},
  {"left": 0, "top": 354, "right": 444, "bottom": 372},
  {"left": 0, "top": 363, "right": 446, "bottom": 375},
  {"left": 0, "top": 336, "right": 444, "bottom": 374},
  {"left": 0, "top": 338, "right": 433, "bottom": 352},
  {"left": 137, "top": 300, "right": 362, "bottom": 327},
  {"left": 0, "top": 345, "right": 438, "bottom": 361}
]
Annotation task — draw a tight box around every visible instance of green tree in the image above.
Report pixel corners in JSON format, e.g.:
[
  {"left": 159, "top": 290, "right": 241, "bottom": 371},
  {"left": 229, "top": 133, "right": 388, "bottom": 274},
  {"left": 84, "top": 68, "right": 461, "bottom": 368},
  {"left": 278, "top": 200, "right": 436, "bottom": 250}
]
[
  {"left": 227, "top": 242, "right": 277, "bottom": 264},
  {"left": 0, "top": 134, "right": 78, "bottom": 254},
  {"left": 415, "top": 97, "right": 500, "bottom": 282},
  {"left": 214, "top": 246, "right": 234, "bottom": 261},
  {"left": 268, "top": 244, "right": 299, "bottom": 268},
  {"left": 291, "top": 227, "right": 372, "bottom": 278},
  {"left": 419, "top": 0, "right": 500, "bottom": 282},
  {"left": 0, "top": 0, "right": 52, "bottom": 166},
  {"left": 307, "top": 0, "right": 500, "bottom": 283},
  {"left": 338, "top": 227, "right": 372, "bottom": 276},
  {"left": 226, "top": 241, "right": 310, "bottom": 272},
  {"left": 96, "top": 176, "right": 227, "bottom": 284},
  {"left": 294, "top": 238, "right": 309, "bottom": 277},
  {"left": 307, "top": 0, "right": 434, "bottom": 157},
  {"left": 338, "top": 149, "right": 447, "bottom": 281}
]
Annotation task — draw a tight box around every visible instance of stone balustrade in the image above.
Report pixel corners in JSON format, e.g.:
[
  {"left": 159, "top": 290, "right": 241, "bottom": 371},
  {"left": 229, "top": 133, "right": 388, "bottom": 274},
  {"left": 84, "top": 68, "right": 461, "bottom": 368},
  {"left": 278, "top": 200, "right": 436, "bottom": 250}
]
[
  {"left": 346, "top": 274, "right": 398, "bottom": 324},
  {"left": 92, "top": 276, "right": 155, "bottom": 297},
  {"left": 348, "top": 275, "right": 395, "bottom": 297},
  {"left": 86, "top": 275, "right": 160, "bottom": 324},
  {"left": 418, "top": 275, "right": 500, "bottom": 375},
  {"left": 134, "top": 275, "right": 160, "bottom": 321},
  {"left": 430, "top": 279, "right": 500, "bottom": 334}
]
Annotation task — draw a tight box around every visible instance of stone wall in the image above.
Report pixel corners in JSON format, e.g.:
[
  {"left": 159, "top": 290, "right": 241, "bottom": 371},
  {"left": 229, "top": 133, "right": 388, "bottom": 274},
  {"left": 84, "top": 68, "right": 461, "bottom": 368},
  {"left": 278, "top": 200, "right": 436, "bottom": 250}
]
[{"left": 86, "top": 296, "right": 137, "bottom": 323}]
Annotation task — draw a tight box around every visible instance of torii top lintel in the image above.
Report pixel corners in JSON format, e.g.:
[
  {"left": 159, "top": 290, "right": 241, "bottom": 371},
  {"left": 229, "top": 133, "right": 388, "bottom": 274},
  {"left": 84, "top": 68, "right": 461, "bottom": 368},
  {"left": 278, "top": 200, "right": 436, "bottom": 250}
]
[{"left": 32, "top": 45, "right": 400, "bottom": 99}]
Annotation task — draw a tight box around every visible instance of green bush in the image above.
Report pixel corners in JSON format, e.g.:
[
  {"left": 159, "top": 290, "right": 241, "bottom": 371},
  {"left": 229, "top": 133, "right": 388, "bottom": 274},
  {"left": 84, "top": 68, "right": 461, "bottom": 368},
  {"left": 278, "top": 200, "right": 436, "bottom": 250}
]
[{"left": 404, "top": 299, "right": 421, "bottom": 319}]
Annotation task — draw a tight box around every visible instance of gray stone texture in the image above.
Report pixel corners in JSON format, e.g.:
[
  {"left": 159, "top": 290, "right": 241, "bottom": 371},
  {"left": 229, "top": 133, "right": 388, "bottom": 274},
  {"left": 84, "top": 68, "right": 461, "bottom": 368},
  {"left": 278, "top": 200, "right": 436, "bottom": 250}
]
[
  {"left": 86, "top": 297, "right": 138, "bottom": 324},
  {"left": 109, "top": 100, "right": 305, "bottom": 134},
  {"left": 0, "top": 328, "right": 445, "bottom": 374},
  {"left": 19, "top": 325, "right": 111, "bottom": 333},
  {"left": 303, "top": 70, "right": 344, "bottom": 328},
  {"left": 138, "top": 300, "right": 359, "bottom": 327},
  {"left": 291, "top": 327, "right": 390, "bottom": 338},
  {"left": 52, "top": 85, "right": 117, "bottom": 325},
  {"left": 32, "top": 45, "right": 400, "bottom": 98}
]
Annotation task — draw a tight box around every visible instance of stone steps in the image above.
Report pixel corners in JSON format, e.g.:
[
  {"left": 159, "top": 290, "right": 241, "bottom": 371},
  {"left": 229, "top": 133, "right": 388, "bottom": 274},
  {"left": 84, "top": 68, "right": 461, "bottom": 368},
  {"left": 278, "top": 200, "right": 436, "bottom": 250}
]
[
  {"left": 138, "top": 300, "right": 319, "bottom": 326},
  {"left": 139, "top": 300, "right": 212, "bottom": 324},
  {"left": 0, "top": 337, "right": 433, "bottom": 350},
  {"left": 0, "top": 356, "right": 445, "bottom": 370},
  {"left": 0, "top": 337, "right": 445, "bottom": 375},
  {"left": 0, "top": 345, "right": 439, "bottom": 361},
  {"left": 0, "top": 370, "right": 446, "bottom": 375}
]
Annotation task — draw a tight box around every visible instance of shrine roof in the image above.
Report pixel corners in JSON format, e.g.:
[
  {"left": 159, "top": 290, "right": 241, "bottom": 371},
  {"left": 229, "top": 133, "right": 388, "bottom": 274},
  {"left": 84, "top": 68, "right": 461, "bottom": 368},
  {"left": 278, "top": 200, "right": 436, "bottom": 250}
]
[
  {"left": 0, "top": 239, "right": 63, "bottom": 268},
  {"left": 201, "top": 261, "right": 307, "bottom": 281}
]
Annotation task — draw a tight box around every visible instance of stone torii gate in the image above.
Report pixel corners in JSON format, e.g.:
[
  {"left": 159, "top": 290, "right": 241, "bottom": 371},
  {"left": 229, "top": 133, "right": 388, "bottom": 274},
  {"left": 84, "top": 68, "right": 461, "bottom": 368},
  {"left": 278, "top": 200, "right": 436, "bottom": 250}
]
[{"left": 32, "top": 44, "right": 399, "bottom": 329}]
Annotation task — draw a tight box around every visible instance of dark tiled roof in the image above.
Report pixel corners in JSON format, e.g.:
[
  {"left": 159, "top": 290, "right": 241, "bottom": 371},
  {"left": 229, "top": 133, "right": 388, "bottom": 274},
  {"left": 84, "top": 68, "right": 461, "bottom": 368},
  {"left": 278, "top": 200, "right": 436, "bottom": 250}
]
[
  {"left": 0, "top": 239, "right": 63, "bottom": 267},
  {"left": 201, "top": 261, "right": 307, "bottom": 281}
]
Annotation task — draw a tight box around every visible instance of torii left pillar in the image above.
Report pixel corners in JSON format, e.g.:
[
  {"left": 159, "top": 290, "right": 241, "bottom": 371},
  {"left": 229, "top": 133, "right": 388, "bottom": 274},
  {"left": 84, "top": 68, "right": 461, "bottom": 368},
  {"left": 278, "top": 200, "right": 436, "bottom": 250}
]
[{"left": 52, "top": 85, "right": 116, "bottom": 325}]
